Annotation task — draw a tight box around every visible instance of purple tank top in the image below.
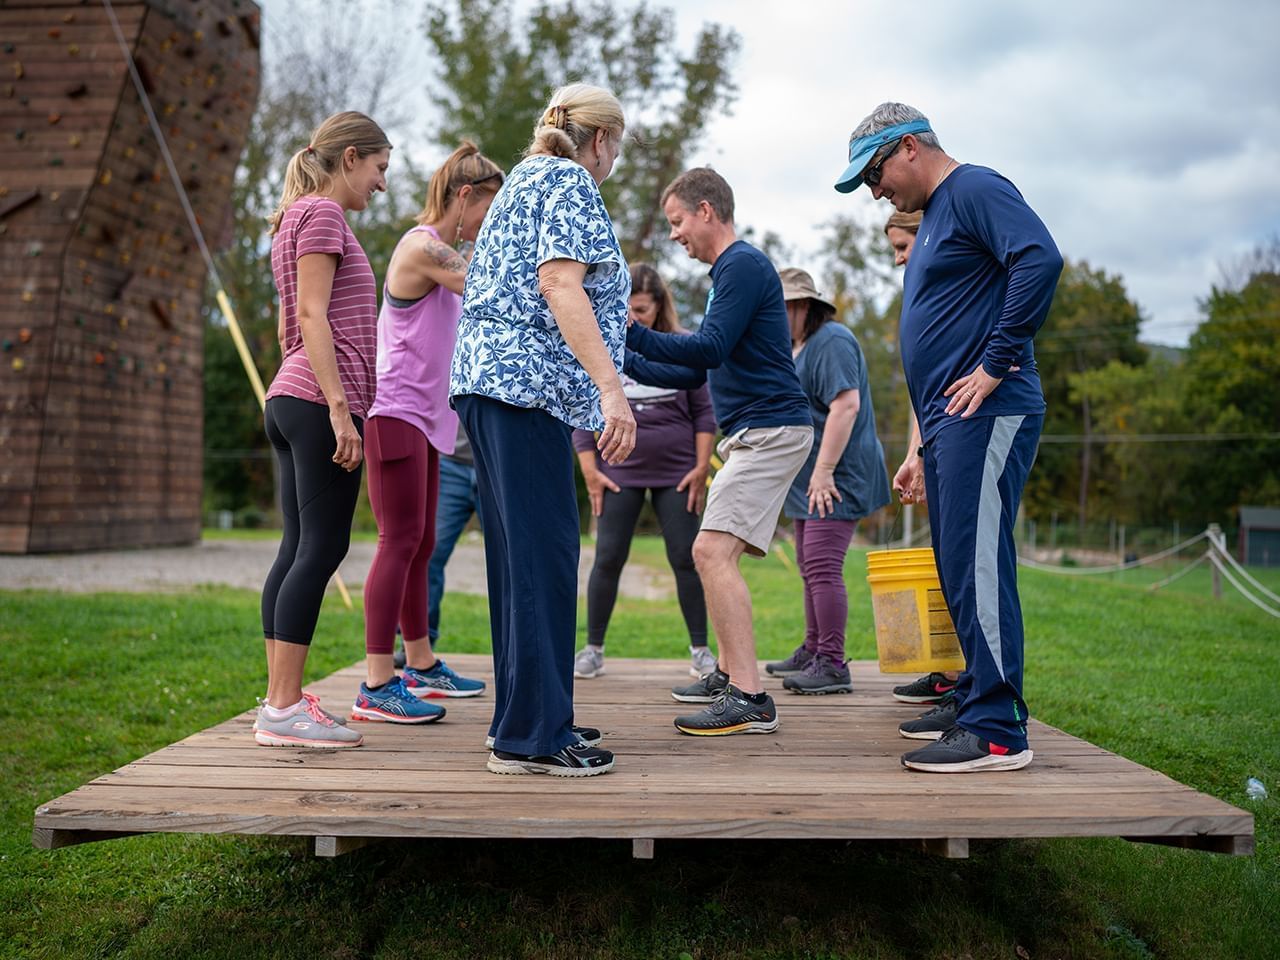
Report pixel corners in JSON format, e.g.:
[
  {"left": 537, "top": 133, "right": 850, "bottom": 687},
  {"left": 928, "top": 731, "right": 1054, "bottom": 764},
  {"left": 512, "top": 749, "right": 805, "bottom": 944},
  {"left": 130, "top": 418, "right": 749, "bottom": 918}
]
[{"left": 367, "top": 225, "right": 460, "bottom": 453}]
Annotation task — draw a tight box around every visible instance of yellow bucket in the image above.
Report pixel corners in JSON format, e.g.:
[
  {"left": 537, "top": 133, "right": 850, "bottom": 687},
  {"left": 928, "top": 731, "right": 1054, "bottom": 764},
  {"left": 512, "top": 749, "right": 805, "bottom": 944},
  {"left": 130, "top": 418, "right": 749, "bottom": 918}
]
[{"left": 865, "top": 548, "right": 964, "bottom": 674}]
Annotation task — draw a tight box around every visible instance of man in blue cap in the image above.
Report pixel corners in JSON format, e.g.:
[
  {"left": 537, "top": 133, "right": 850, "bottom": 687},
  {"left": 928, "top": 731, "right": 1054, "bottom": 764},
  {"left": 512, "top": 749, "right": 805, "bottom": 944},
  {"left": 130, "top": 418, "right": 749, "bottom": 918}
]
[{"left": 836, "top": 102, "right": 1063, "bottom": 773}]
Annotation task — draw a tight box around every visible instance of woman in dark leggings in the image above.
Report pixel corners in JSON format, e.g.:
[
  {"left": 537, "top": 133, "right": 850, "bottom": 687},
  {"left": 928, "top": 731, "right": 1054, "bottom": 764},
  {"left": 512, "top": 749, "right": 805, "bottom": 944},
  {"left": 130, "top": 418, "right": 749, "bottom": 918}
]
[
  {"left": 573, "top": 264, "right": 718, "bottom": 681},
  {"left": 253, "top": 112, "right": 390, "bottom": 749}
]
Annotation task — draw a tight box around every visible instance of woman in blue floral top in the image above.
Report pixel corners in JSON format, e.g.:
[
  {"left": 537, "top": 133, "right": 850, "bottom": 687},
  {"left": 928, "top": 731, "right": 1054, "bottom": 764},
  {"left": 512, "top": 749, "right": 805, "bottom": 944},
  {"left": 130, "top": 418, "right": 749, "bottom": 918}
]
[{"left": 450, "top": 83, "right": 635, "bottom": 778}]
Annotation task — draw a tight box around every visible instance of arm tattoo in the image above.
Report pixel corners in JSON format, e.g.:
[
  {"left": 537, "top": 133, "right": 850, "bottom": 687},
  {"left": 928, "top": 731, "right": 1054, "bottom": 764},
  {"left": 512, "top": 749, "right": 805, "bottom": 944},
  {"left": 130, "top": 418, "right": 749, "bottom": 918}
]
[{"left": 422, "top": 236, "right": 467, "bottom": 274}]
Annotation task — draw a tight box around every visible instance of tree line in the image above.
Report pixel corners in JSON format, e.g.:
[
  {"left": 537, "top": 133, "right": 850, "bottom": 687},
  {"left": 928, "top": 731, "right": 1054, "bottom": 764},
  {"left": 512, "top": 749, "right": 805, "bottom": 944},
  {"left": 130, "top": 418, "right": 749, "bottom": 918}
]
[{"left": 202, "top": 0, "right": 1280, "bottom": 537}]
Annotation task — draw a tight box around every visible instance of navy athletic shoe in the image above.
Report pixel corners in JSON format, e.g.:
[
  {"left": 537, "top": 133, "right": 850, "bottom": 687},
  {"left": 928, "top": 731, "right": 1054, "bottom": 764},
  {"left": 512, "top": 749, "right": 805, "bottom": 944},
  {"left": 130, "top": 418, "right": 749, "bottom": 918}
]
[
  {"left": 487, "top": 742, "right": 614, "bottom": 777},
  {"left": 897, "top": 695, "right": 959, "bottom": 740},
  {"left": 900, "top": 725, "right": 1032, "bottom": 773},
  {"left": 350, "top": 676, "right": 446, "bottom": 724},
  {"left": 892, "top": 672, "right": 959, "bottom": 704}
]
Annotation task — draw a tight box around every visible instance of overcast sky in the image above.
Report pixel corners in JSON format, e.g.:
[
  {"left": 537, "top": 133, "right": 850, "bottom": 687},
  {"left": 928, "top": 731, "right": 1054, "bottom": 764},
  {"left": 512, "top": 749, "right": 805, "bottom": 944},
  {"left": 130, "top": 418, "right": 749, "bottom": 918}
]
[{"left": 261, "top": 0, "right": 1279, "bottom": 345}]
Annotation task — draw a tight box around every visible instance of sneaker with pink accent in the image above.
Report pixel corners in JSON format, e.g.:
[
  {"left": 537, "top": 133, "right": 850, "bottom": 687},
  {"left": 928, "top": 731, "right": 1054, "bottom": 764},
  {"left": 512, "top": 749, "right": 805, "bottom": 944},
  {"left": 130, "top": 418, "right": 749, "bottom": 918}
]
[
  {"left": 254, "top": 695, "right": 364, "bottom": 748},
  {"left": 252, "top": 692, "right": 346, "bottom": 732}
]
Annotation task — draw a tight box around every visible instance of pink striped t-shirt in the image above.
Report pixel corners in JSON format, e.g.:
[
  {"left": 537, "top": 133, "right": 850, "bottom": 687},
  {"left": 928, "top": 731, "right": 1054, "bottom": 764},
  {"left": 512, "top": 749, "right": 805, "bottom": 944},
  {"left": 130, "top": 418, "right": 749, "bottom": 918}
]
[{"left": 266, "top": 195, "right": 377, "bottom": 418}]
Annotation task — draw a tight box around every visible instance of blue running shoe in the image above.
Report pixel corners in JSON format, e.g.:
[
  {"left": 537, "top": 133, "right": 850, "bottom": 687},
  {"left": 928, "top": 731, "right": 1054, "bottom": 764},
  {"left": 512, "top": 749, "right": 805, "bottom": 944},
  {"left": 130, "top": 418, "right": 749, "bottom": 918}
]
[
  {"left": 351, "top": 676, "right": 446, "bottom": 724},
  {"left": 403, "top": 660, "right": 486, "bottom": 699}
]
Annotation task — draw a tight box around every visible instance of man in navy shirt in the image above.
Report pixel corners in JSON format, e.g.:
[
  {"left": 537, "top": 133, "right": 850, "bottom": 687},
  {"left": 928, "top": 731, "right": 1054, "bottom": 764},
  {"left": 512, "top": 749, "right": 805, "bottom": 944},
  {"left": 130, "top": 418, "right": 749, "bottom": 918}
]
[
  {"left": 835, "top": 103, "right": 1062, "bottom": 773},
  {"left": 625, "top": 167, "right": 813, "bottom": 736}
]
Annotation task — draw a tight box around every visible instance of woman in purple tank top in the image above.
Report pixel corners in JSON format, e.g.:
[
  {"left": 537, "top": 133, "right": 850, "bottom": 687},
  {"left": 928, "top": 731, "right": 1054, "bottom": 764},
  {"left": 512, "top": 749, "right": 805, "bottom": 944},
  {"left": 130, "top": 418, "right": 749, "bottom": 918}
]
[{"left": 351, "top": 143, "right": 505, "bottom": 726}]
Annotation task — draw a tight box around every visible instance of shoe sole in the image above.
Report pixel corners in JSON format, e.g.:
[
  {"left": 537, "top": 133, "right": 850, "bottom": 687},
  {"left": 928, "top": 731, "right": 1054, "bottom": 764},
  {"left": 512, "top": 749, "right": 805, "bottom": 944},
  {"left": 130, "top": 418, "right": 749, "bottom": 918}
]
[
  {"left": 892, "top": 691, "right": 954, "bottom": 704},
  {"left": 349, "top": 706, "right": 445, "bottom": 724},
  {"left": 254, "top": 731, "right": 363, "bottom": 748},
  {"left": 574, "top": 668, "right": 605, "bottom": 679},
  {"left": 783, "top": 684, "right": 853, "bottom": 695},
  {"left": 897, "top": 727, "right": 946, "bottom": 740},
  {"left": 902, "top": 749, "right": 1034, "bottom": 773},
  {"left": 671, "top": 691, "right": 722, "bottom": 703},
  {"left": 406, "top": 687, "right": 485, "bottom": 699},
  {"left": 765, "top": 667, "right": 806, "bottom": 677},
  {"left": 485, "top": 754, "right": 614, "bottom": 777},
  {"left": 673, "top": 718, "right": 779, "bottom": 736}
]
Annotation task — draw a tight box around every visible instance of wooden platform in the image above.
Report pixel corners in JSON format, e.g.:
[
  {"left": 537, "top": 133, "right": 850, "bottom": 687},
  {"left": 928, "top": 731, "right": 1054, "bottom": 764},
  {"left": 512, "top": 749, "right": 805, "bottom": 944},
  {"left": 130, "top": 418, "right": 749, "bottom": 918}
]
[{"left": 33, "top": 656, "right": 1253, "bottom": 859}]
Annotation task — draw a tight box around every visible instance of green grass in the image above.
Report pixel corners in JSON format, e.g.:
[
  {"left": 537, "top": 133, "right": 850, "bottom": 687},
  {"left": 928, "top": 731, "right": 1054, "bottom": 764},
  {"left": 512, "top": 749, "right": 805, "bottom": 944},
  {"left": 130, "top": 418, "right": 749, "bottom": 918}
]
[{"left": 1, "top": 542, "right": 1277, "bottom": 960}]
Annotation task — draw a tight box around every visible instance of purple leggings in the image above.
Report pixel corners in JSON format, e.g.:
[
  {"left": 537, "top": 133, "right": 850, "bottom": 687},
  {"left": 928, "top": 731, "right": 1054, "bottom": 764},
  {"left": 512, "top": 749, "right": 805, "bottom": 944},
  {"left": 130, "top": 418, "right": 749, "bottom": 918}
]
[{"left": 794, "top": 518, "right": 857, "bottom": 664}]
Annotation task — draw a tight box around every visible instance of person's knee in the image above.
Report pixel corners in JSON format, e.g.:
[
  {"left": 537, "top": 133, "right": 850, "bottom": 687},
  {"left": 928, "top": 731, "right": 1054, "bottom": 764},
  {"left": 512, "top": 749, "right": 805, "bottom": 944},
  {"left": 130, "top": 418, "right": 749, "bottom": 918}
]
[{"left": 692, "top": 532, "right": 737, "bottom": 576}]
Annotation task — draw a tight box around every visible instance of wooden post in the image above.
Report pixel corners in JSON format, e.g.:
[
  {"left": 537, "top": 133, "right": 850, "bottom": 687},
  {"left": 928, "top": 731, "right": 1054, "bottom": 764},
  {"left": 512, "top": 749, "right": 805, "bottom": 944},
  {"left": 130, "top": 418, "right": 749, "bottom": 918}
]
[
  {"left": 632, "top": 838, "right": 655, "bottom": 860},
  {"left": 1209, "top": 523, "right": 1223, "bottom": 600}
]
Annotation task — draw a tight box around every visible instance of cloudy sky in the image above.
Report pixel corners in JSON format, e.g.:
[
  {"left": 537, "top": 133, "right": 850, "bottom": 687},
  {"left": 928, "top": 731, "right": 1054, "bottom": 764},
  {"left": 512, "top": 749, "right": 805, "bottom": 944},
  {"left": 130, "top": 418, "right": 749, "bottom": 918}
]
[{"left": 261, "top": 0, "right": 1279, "bottom": 345}]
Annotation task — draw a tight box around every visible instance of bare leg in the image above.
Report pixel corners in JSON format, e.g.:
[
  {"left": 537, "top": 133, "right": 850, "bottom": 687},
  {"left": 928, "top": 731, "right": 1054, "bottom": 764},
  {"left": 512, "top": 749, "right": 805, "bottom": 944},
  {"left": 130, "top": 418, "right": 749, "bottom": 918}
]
[
  {"left": 402, "top": 635, "right": 437, "bottom": 671},
  {"left": 267, "top": 641, "right": 309, "bottom": 708},
  {"left": 691, "top": 530, "right": 761, "bottom": 694}
]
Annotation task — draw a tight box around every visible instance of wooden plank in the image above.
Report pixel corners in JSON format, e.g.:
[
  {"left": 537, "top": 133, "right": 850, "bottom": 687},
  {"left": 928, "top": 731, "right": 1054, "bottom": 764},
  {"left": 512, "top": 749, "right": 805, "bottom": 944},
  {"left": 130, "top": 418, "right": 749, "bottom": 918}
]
[
  {"left": 1124, "top": 833, "right": 1255, "bottom": 856},
  {"left": 32, "top": 826, "right": 141, "bottom": 850},
  {"left": 314, "top": 835, "right": 378, "bottom": 858}
]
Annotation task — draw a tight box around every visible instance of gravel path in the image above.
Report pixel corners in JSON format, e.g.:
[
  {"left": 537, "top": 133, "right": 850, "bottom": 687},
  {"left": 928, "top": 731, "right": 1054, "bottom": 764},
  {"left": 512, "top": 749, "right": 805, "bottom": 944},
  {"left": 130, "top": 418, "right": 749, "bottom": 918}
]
[{"left": 0, "top": 535, "right": 672, "bottom": 600}]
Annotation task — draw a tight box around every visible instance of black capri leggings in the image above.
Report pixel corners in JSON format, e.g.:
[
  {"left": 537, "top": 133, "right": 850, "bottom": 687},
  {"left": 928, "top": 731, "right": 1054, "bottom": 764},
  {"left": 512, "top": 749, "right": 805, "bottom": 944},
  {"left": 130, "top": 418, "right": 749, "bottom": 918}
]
[
  {"left": 261, "top": 396, "right": 364, "bottom": 646},
  {"left": 586, "top": 485, "right": 707, "bottom": 647}
]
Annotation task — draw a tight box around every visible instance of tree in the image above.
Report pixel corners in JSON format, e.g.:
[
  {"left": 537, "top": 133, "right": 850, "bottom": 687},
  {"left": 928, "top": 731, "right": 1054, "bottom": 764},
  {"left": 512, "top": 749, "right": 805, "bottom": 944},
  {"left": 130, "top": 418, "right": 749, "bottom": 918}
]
[{"left": 422, "top": 0, "right": 740, "bottom": 264}]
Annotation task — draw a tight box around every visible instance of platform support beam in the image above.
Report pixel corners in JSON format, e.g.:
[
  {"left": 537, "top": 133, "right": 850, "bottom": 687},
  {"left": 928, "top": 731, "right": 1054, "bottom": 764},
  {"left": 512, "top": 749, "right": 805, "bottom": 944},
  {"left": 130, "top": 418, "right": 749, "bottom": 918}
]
[
  {"left": 632, "top": 838, "right": 655, "bottom": 860},
  {"left": 314, "top": 836, "right": 379, "bottom": 858},
  {"left": 919, "top": 837, "right": 969, "bottom": 859},
  {"left": 33, "top": 827, "right": 141, "bottom": 850},
  {"left": 1124, "top": 834, "right": 1254, "bottom": 856}
]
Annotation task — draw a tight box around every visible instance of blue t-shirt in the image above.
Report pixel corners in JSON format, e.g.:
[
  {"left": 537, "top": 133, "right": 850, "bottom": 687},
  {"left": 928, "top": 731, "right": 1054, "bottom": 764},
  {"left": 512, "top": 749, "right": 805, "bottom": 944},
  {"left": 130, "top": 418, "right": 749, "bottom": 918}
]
[
  {"left": 784, "top": 322, "right": 891, "bottom": 521},
  {"left": 623, "top": 240, "right": 810, "bottom": 437},
  {"left": 901, "top": 164, "right": 1063, "bottom": 444},
  {"left": 450, "top": 155, "right": 630, "bottom": 431}
]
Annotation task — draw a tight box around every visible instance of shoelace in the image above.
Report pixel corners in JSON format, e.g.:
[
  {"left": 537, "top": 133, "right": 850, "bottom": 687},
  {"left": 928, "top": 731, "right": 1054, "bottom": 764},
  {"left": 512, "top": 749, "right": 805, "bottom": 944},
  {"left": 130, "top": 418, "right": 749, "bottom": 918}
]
[{"left": 301, "top": 692, "right": 337, "bottom": 727}]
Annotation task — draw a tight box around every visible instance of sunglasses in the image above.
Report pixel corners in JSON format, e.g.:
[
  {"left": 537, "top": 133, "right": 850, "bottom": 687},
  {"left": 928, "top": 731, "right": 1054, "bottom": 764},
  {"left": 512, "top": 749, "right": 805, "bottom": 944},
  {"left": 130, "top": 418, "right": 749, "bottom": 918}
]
[{"left": 863, "top": 138, "right": 903, "bottom": 187}]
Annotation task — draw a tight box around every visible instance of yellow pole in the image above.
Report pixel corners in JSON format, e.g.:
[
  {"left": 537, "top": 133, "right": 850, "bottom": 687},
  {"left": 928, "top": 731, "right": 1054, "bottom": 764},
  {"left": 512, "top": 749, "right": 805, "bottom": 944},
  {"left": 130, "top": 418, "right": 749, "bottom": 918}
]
[{"left": 214, "top": 288, "right": 354, "bottom": 610}]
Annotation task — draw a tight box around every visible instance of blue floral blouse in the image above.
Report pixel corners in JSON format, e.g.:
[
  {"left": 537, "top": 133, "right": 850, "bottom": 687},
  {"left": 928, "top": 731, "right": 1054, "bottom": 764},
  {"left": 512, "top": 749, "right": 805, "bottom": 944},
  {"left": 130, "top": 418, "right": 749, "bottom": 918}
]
[{"left": 449, "top": 155, "right": 631, "bottom": 431}]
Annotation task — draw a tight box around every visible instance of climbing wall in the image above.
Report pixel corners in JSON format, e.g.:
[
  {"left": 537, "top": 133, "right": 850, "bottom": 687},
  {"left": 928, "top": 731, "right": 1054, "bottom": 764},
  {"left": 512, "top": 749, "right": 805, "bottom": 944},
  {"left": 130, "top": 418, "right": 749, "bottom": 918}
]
[{"left": 0, "top": 0, "right": 259, "bottom": 553}]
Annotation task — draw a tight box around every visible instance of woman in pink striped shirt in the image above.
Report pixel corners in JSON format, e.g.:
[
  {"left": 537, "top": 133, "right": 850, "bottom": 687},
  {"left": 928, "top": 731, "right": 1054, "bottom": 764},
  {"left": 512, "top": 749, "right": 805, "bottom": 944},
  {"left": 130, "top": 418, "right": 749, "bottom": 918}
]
[
  {"left": 352, "top": 142, "right": 504, "bottom": 725},
  {"left": 253, "top": 112, "right": 390, "bottom": 749}
]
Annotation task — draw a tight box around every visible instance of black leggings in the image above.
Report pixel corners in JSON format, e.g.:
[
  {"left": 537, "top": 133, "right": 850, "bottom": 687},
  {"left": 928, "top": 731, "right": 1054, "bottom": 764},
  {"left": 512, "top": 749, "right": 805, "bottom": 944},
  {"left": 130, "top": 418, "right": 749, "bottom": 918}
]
[
  {"left": 587, "top": 485, "right": 707, "bottom": 647},
  {"left": 261, "top": 396, "right": 364, "bottom": 646}
]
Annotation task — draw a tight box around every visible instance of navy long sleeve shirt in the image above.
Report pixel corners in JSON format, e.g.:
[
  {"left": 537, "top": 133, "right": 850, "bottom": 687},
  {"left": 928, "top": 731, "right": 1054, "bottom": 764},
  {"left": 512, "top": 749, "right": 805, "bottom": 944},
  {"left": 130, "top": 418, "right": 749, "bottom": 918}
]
[
  {"left": 624, "top": 240, "right": 810, "bottom": 437},
  {"left": 901, "top": 164, "right": 1063, "bottom": 444}
]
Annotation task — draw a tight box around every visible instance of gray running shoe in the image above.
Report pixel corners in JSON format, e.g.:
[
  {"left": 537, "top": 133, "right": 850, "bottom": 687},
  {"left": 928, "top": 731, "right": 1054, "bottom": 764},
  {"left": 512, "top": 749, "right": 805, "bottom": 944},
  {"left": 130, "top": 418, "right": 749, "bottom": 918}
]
[
  {"left": 674, "top": 685, "right": 779, "bottom": 736},
  {"left": 782, "top": 657, "right": 853, "bottom": 695},
  {"left": 671, "top": 664, "right": 729, "bottom": 703},
  {"left": 486, "top": 725, "right": 602, "bottom": 749},
  {"left": 573, "top": 645, "right": 606, "bottom": 679},
  {"left": 487, "top": 742, "right": 615, "bottom": 777},
  {"left": 254, "top": 696, "right": 363, "bottom": 748},
  {"left": 764, "top": 644, "right": 814, "bottom": 677},
  {"left": 901, "top": 725, "right": 1033, "bottom": 773},
  {"left": 253, "top": 692, "right": 346, "bottom": 731},
  {"left": 689, "top": 644, "right": 717, "bottom": 678},
  {"left": 898, "top": 695, "right": 959, "bottom": 740}
]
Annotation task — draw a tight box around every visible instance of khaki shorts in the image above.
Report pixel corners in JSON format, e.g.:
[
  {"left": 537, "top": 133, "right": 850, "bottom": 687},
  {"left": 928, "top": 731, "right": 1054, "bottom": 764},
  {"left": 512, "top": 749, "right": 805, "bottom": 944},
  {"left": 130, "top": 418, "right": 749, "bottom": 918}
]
[{"left": 701, "top": 425, "right": 814, "bottom": 556}]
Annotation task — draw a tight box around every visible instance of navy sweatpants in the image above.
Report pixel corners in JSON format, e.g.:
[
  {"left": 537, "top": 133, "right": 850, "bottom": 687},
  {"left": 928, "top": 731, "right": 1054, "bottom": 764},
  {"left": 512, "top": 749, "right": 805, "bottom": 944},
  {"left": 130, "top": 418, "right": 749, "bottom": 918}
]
[
  {"left": 454, "top": 394, "right": 580, "bottom": 756},
  {"left": 924, "top": 414, "right": 1042, "bottom": 751}
]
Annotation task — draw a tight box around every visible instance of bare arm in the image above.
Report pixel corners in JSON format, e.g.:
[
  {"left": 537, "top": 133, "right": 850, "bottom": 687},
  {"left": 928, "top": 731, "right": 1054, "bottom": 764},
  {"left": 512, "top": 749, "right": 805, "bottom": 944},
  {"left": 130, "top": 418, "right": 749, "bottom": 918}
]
[
  {"left": 538, "top": 259, "right": 635, "bottom": 464},
  {"left": 677, "top": 430, "right": 716, "bottom": 514},
  {"left": 807, "top": 389, "right": 860, "bottom": 517},
  {"left": 387, "top": 234, "right": 471, "bottom": 300},
  {"left": 893, "top": 408, "right": 925, "bottom": 504},
  {"left": 296, "top": 251, "right": 362, "bottom": 471}
]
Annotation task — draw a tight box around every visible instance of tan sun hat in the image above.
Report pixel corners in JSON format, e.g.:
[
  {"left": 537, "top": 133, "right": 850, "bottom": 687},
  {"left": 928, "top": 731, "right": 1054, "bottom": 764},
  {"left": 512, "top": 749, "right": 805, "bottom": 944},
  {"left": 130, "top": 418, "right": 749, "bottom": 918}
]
[{"left": 778, "top": 267, "right": 836, "bottom": 313}]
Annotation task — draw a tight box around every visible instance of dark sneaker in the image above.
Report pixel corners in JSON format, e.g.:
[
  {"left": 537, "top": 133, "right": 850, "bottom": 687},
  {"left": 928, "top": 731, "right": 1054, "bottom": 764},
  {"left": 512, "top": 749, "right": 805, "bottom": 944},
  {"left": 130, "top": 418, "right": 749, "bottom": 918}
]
[
  {"left": 892, "top": 672, "right": 959, "bottom": 704},
  {"left": 392, "top": 646, "right": 407, "bottom": 669},
  {"left": 485, "top": 725, "right": 601, "bottom": 749},
  {"left": 671, "top": 664, "right": 729, "bottom": 703},
  {"left": 764, "top": 644, "right": 815, "bottom": 677},
  {"left": 487, "top": 742, "right": 615, "bottom": 777},
  {"left": 901, "top": 725, "right": 1033, "bottom": 773},
  {"left": 674, "top": 685, "right": 778, "bottom": 736},
  {"left": 782, "top": 657, "right": 853, "bottom": 695},
  {"left": 897, "top": 695, "right": 958, "bottom": 740}
]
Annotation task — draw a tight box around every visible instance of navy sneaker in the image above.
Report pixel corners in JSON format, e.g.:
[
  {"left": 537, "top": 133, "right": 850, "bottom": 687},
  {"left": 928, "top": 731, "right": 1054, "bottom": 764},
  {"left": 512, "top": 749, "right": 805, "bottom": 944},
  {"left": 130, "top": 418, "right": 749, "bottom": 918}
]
[
  {"left": 403, "top": 660, "right": 486, "bottom": 699},
  {"left": 350, "top": 676, "right": 447, "bottom": 724},
  {"left": 485, "top": 725, "right": 602, "bottom": 749},
  {"left": 487, "top": 742, "right": 615, "bottom": 777},
  {"left": 900, "top": 725, "right": 1033, "bottom": 773},
  {"left": 674, "top": 685, "right": 778, "bottom": 736},
  {"left": 764, "top": 644, "right": 814, "bottom": 677},
  {"left": 892, "top": 672, "right": 959, "bottom": 704},
  {"left": 898, "top": 695, "right": 959, "bottom": 740}
]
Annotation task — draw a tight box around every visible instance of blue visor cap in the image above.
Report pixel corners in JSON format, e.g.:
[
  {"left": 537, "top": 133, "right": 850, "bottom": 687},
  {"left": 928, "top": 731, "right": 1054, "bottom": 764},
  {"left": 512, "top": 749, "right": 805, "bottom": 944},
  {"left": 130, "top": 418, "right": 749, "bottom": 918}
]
[{"left": 834, "top": 119, "right": 933, "bottom": 193}]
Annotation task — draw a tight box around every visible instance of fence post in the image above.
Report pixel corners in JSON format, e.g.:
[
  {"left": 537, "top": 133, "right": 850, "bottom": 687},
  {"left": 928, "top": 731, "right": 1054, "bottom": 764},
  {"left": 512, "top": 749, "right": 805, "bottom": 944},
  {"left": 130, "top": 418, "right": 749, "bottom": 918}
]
[{"left": 1208, "top": 523, "right": 1223, "bottom": 600}]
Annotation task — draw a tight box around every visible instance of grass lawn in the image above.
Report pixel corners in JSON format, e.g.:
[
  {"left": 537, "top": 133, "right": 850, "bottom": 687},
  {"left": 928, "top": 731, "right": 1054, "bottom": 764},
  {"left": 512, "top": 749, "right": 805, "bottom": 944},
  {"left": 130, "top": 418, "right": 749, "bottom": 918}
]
[{"left": 1, "top": 541, "right": 1276, "bottom": 960}]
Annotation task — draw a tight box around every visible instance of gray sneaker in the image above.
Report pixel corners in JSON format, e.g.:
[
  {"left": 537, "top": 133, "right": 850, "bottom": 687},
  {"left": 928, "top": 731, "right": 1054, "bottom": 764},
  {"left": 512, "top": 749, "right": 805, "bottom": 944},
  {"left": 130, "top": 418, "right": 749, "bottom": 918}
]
[
  {"left": 674, "top": 685, "right": 779, "bottom": 735},
  {"left": 671, "top": 664, "right": 729, "bottom": 703},
  {"left": 764, "top": 644, "right": 814, "bottom": 677},
  {"left": 252, "top": 692, "right": 347, "bottom": 731},
  {"left": 898, "top": 695, "right": 959, "bottom": 740},
  {"left": 254, "top": 696, "right": 363, "bottom": 748},
  {"left": 689, "top": 645, "right": 717, "bottom": 678},
  {"left": 573, "top": 645, "right": 606, "bottom": 679},
  {"left": 782, "top": 657, "right": 853, "bottom": 695}
]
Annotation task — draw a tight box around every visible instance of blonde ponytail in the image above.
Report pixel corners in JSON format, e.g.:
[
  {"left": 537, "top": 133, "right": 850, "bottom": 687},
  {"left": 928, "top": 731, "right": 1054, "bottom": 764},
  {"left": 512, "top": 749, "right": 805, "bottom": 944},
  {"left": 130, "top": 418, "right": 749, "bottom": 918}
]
[
  {"left": 524, "top": 83, "right": 624, "bottom": 161},
  {"left": 416, "top": 139, "right": 505, "bottom": 226},
  {"left": 269, "top": 111, "right": 391, "bottom": 235}
]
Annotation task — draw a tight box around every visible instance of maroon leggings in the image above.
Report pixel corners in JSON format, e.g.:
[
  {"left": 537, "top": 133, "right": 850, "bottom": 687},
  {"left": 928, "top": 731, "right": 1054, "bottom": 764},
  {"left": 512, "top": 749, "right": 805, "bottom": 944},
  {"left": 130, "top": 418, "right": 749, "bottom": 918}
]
[
  {"left": 364, "top": 416, "right": 439, "bottom": 655},
  {"left": 794, "top": 517, "right": 857, "bottom": 665}
]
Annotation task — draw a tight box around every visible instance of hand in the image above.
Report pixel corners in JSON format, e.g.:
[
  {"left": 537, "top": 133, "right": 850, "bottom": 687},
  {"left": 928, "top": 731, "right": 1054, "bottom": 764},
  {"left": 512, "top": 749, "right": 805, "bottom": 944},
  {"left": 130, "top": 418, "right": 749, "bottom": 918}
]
[
  {"left": 597, "top": 388, "right": 636, "bottom": 465},
  {"left": 893, "top": 454, "right": 926, "bottom": 505},
  {"left": 806, "top": 465, "right": 843, "bottom": 518},
  {"left": 583, "top": 467, "right": 621, "bottom": 517},
  {"left": 329, "top": 408, "right": 363, "bottom": 472},
  {"left": 944, "top": 364, "right": 1003, "bottom": 418},
  {"left": 677, "top": 463, "right": 709, "bottom": 514}
]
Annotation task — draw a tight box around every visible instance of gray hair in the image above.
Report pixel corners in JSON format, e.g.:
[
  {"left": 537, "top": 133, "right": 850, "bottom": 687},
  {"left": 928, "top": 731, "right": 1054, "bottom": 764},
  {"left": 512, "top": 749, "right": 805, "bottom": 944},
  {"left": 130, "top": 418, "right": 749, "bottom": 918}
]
[{"left": 850, "top": 102, "right": 942, "bottom": 151}]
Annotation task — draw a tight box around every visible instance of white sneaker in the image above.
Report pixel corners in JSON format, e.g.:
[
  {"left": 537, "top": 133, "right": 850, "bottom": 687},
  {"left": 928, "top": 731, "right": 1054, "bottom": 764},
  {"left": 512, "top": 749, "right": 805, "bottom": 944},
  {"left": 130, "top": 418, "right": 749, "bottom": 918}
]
[
  {"left": 573, "top": 645, "right": 606, "bottom": 679},
  {"left": 689, "top": 644, "right": 717, "bottom": 678}
]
